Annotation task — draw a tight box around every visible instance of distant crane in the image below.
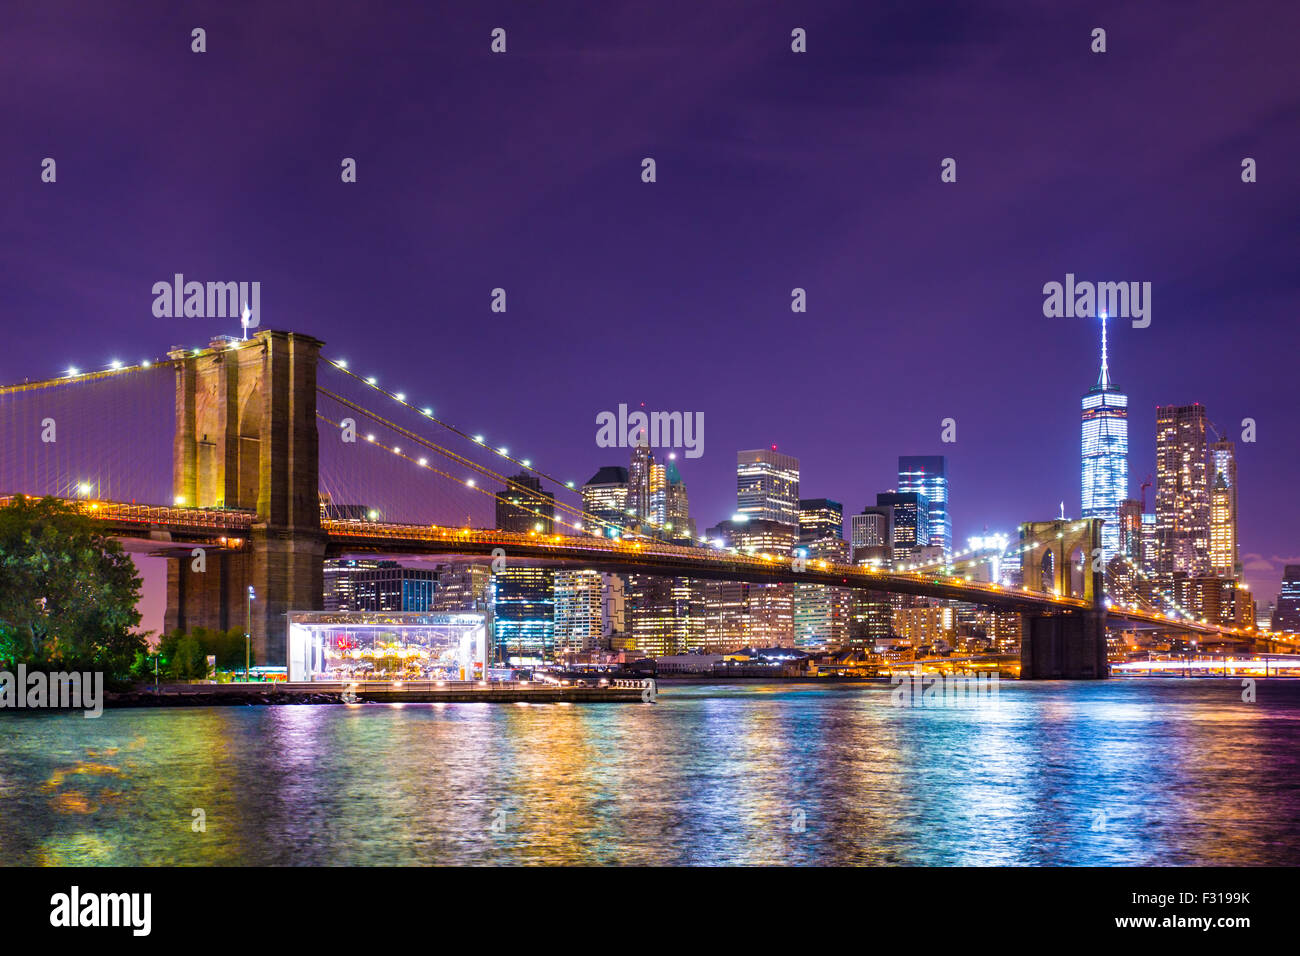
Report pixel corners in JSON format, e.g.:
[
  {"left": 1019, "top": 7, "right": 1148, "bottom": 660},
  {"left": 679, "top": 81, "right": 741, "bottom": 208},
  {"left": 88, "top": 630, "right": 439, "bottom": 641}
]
[{"left": 1139, "top": 474, "right": 1153, "bottom": 512}]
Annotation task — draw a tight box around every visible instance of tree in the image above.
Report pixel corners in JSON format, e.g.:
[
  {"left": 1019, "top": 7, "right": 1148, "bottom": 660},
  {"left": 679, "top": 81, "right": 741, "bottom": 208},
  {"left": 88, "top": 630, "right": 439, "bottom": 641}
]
[
  {"left": 155, "top": 625, "right": 250, "bottom": 679},
  {"left": 0, "top": 495, "right": 145, "bottom": 677}
]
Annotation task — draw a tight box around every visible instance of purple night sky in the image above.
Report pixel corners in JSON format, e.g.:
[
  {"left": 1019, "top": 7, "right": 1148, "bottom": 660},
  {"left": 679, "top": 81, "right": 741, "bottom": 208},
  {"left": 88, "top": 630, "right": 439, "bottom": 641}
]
[{"left": 2, "top": 1, "right": 1298, "bottom": 631}]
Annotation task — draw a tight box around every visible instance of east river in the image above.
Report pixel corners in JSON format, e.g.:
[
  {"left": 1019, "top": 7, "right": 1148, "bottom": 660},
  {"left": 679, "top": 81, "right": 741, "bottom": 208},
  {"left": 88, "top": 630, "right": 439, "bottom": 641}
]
[{"left": 2, "top": 680, "right": 1296, "bottom": 865}]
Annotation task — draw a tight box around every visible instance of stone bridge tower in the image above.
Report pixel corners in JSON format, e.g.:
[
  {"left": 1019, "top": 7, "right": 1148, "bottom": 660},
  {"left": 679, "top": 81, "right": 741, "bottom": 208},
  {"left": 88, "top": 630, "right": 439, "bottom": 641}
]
[
  {"left": 164, "top": 330, "right": 325, "bottom": 665},
  {"left": 1017, "top": 518, "right": 1108, "bottom": 679}
]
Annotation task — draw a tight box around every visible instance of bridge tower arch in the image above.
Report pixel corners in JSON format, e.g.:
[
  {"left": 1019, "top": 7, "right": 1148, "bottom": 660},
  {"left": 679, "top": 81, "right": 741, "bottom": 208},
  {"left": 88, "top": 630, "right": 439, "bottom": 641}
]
[
  {"left": 1018, "top": 519, "right": 1104, "bottom": 604},
  {"left": 1017, "top": 518, "right": 1108, "bottom": 679},
  {"left": 165, "top": 330, "right": 325, "bottom": 665}
]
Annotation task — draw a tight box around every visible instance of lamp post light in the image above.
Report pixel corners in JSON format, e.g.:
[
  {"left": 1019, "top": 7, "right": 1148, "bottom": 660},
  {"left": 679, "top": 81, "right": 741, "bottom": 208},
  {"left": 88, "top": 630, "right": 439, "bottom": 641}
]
[{"left": 245, "top": 586, "right": 255, "bottom": 681}]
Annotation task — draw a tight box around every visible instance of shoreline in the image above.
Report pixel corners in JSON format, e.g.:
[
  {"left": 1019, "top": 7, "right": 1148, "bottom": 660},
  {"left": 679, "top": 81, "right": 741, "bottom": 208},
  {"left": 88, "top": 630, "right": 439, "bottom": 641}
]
[{"left": 103, "top": 680, "right": 651, "bottom": 707}]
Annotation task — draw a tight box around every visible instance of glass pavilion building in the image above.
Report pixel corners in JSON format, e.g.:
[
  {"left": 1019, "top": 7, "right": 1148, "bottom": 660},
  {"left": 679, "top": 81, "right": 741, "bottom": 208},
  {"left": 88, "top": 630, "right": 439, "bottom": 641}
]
[
  {"left": 287, "top": 611, "right": 490, "bottom": 682},
  {"left": 1081, "top": 316, "right": 1128, "bottom": 562}
]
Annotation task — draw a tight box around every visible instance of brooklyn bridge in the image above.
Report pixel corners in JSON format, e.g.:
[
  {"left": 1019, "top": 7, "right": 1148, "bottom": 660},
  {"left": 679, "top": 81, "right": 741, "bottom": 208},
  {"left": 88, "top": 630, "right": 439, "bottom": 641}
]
[{"left": 0, "top": 329, "right": 1278, "bottom": 678}]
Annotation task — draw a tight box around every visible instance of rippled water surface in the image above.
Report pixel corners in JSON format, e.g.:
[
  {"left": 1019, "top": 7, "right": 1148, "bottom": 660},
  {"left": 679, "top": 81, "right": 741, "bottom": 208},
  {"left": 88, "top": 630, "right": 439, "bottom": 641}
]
[{"left": 2, "top": 680, "right": 1297, "bottom": 865}]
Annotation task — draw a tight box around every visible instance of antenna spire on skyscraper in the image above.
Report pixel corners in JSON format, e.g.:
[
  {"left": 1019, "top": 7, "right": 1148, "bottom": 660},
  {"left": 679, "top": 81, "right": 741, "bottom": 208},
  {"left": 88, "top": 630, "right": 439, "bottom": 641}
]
[{"left": 1098, "top": 311, "right": 1110, "bottom": 388}]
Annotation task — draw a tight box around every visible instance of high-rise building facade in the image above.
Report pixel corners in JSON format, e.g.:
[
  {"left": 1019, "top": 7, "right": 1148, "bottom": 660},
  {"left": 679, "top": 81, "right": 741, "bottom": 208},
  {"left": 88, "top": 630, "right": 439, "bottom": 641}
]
[
  {"left": 1081, "top": 318, "right": 1128, "bottom": 562},
  {"left": 627, "top": 443, "right": 653, "bottom": 523},
  {"left": 849, "top": 591, "right": 894, "bottom": 648},
  {"left": 322, "top": 559, "right": 435, "bottom": 612},
  {"left": 794, "top": 501, "right": 850, "bottom": 647},
  {"left": 1274, "top": 566, "right": 1300, "bottom": 633},
  {"left": 624, "top": 446, "right": 695, "bottom": 540},
  {"left": 581, "top": 466, "right": 629, "bottom": 536},
  {"left": 1140, "top": 512, "right": 1157, "bottom": 576},
  {"left": 850, "top": 507, "right": 892, "bottom": 566},
  {"left": 1209, "top": 439, "right": 1240, "bottom": 579},
  {"left": 661, "top": 457, "right": 696, "bottom": 540},
  {"left": 737, "top": 448, "right": 800, "bottom": 527},
  {"left": 704, "top": 517, "right": 796, "bottom": 647},
  {"left": 620, "top": 574, "right": 704, "bottom": 657},
  {"left": 323, "top": 558, "right": 384, "bottom": 610},
  {"left": 898, "top": 456, "right": 951, "bottom": 558},
  {"left": 875, "top": 492, "right": 929, "bottom": 563},
  {"left": 1172, "top": 574, "right": 1255, "bottom": 629},
  {"left": 708, "top": 517, "right": 797, "bottom": 556},
  {"left": 496, "top": 472, "right": 555, "bottom": 534},
  {"left": 553, "top": 570, "right": 624, "bottom": 655},
  {"left": 587, "top": 465, "right": 631, "bottom": 535},
  {"left": 492, "top": 567, "right": 555, "bottom": 663},
  {"left": 1155, "top": 404, "right": 1210, "bottom": 580},
  {"left": 892, "top": 605, "right": 955, "bottom": 646},
  {"left": 799, "top": 498, "right": 844, "bottom": 544},
  {"left": 794, "top": 572, "right": 852, "bottom": 648},
  {"left": 431, "top": 562, "right": 492, "bottom": 612},
  {"left": 1117, "top": 499, "right": 1144, "bottom": 566},
  {"left": 703, "top": 580, "right": 797, "bottom": 649}
]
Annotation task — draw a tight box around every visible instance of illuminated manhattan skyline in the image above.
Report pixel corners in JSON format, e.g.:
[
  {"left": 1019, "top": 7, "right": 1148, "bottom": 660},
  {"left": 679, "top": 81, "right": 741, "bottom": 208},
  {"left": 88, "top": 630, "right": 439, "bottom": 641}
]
[{"left": 1, "top": 3, "right": 1296, "bottom": 608}]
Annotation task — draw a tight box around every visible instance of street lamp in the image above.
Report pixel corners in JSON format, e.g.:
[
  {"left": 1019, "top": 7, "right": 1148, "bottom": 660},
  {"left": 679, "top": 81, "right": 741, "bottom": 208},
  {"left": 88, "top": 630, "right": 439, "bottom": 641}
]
[{"left": 245, "top": 586, "right": 255, "bottom": 680}]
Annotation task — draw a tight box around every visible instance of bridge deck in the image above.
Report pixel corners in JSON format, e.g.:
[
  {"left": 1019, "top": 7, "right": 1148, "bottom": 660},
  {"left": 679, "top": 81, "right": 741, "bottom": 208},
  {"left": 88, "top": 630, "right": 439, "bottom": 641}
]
[{"left": 1, "top": 494, "right": 1270, "bottom": 641}]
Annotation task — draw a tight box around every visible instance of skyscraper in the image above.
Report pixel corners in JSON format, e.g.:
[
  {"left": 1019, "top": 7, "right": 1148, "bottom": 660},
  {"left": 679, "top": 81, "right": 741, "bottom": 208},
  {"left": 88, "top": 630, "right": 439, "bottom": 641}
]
[
  {"left": 1155, "top": 404, "right": 1210, "bottom": 580},
  {"left": 898, "top": 456, "right": 951, "bottom": 558},
  {"left": 795, "top": 499, "right": 851, "bottom": 648},
  {"left": 1117, "top": 498, "right": 1144, "bottom": 564},
  {"left": 1081, "top": 317, "right": 1128, "bottom": 562},
  {"left": 875, "top": 492, "right": 930, "bottom": 563},
  {"left": 624, "top": 444, "right": 694, "bottom": 539},
  {"left": 321, "top": 559, "right": 436, "bottom": 612},
  {"left": 1140, "top": 512, "right": 1157, "bottom": 575},
  {"left": 1273, "top": 568, "right": 1300, "bottom": 633},
  {"left": 850, "top": 506, "right": 893, "bottom": 566},
  {"left": 620, "top": 574, "right": 705, "bottom": 657},
  {"left": 627, "top": 441, "right": 653, "bottom": 523},
  {"left": 737, "top": 448, "right": 800, "bottom": 527},
  {"left": 492, "top": 566, "right": 555, "bottom": 663},
  {"left": 661, "top": 456, "right": 696, "bottom": 539},
  {"left": 704, "top": 518, "right": 796, "bottom": 647},
  {"left": 496, "top": 472, "right": 555, "bottom": 534},
  {"left": 1209, "top": 439, "right": 1240, "bottom": 579},
  {"left": 581, "top": 465, "right": 629, "bottom": 536},
  {"left": 432, "top": 562, "right": 492, "bottom": 612},
  {"left": 553, "top": 570, "right": 624, "bottom": 655},
  {"left": 323, "top": 558, "right": 384, "bottom": 610},
  {"left": 798, "top": 498, "right": 844, "bottom": 545}
]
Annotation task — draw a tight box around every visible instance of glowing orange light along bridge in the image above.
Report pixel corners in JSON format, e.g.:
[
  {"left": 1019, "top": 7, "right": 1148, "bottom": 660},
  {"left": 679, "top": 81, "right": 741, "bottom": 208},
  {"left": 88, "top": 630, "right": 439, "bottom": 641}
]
[{"left": 1, "top": 494, "right": 1268, "bottom": 642}]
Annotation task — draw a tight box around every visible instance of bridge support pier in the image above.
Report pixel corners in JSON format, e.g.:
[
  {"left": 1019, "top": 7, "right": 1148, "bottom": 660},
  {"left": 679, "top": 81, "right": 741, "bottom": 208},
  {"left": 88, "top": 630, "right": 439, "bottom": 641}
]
[
  {"left": 1020, "top": 611, "right": 1108, "bottom": 679},
  {"left": 250, "top": 529, "right": 325, "bottom": 665},
  {"left": 163, "top": 535, "right": 324, "bottom": 667},
  {"left": 165, "top": 550, "right": 251, "bottom": 636}
]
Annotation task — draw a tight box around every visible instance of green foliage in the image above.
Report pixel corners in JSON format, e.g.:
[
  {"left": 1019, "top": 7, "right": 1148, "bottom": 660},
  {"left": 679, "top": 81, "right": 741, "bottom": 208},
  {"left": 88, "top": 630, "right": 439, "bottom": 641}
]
[
  {"left": 155, "top": 625, "right": 251, "bottom": 680},
  {"left": 0, "top": 495, "right": 145, "bottom": 678}
]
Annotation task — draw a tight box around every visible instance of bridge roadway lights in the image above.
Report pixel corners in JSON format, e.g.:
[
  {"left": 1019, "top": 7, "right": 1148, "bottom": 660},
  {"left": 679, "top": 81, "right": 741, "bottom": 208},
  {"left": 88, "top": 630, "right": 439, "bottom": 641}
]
[{"left": 1020, "top": 610, "right": 1108, "bottom": 679}]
